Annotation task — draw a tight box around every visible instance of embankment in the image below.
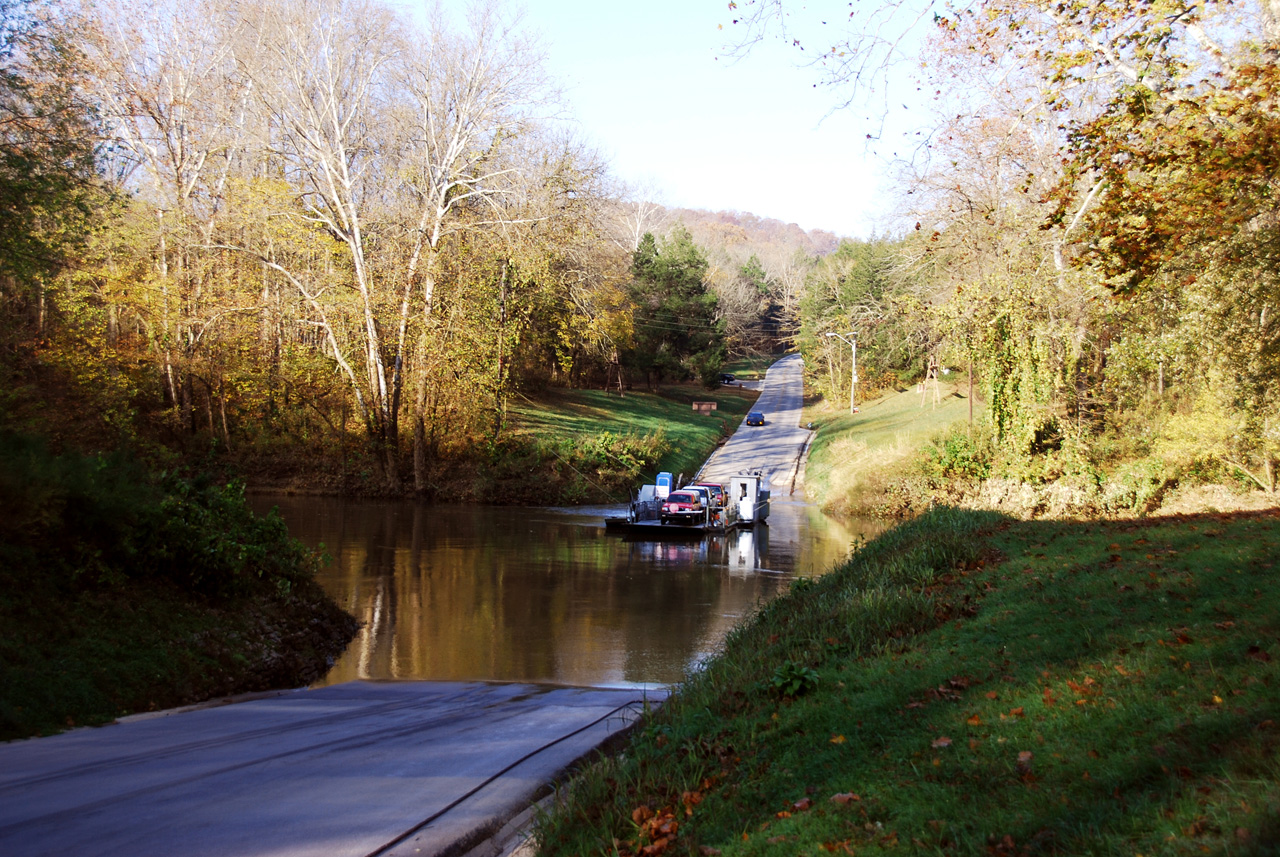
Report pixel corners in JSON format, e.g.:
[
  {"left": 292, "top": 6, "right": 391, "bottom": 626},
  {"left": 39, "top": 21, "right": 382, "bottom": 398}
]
[
  {"left": 0, "top": 434, "right": 357, "bottom": 740},
  {"left": 536, "top": 505, "right": 1280, "bottom": 855}
]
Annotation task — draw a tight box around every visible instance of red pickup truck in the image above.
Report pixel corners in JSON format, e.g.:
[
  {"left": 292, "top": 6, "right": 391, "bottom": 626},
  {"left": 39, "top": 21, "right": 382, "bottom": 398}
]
[{"left": 660, "top": 490, "right": 705, "bottom": 525}]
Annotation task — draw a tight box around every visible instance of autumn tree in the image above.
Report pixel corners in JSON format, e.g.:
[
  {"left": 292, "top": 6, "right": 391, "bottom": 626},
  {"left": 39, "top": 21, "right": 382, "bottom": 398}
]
[
  {"left": 952, "top": 0, "right": 1280, "bottom": 477},
  {"left": 80, "top": 0, "right": 263, "bottom": 436},
  {"left": 390, "top": 1, "right": 557, "bottom": 488},
  {"left": 733, "top": 0, "right": 1280, "bottom": 487},
  {"left": 0, "top": 0, "right": 98, "bottom": 293},
  {"left": 606, "top": 178, "right": 673, "bottom": 254},
  {"left": 0, "top": 0, "right": 109, "bottom": 439}
]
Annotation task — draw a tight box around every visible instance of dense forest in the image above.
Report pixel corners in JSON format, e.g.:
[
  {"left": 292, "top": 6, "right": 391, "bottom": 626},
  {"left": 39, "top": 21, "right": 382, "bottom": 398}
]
[{"left": 2, "top": 0, "right": 1278, "bottom": 506}]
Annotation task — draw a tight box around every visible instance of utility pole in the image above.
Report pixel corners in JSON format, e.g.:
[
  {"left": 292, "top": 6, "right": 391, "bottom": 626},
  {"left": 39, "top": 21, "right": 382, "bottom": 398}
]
[{"left": 825, "top": 331, "right": 857, "bottom": 415}]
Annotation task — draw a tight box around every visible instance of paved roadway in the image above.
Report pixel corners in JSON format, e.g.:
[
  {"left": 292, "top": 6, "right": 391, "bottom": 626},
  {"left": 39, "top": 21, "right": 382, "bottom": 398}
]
[
  {"left": 0, "top": 355, "right": 808, "bottom": 857},
  {"left": 0, "top": 681, "right": 663, "bottom": 857},
  {"left": 699, "top": 353, "right": 813, "bottom": 496}
]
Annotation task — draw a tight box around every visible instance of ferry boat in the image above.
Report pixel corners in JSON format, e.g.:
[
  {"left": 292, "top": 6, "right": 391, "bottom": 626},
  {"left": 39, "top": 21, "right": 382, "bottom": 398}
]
[{"left": 604, "top": 471, "right": 769, "bottom": 538}]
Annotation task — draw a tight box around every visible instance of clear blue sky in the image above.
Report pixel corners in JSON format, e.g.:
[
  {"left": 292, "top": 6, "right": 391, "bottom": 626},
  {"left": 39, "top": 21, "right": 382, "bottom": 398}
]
[{"left": 442, "top": 0, "right": 894, "bottom": 238}]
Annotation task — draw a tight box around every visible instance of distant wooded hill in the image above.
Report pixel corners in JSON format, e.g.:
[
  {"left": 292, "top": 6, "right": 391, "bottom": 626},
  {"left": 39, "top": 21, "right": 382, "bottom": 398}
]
[{"left": 666, "top": 207, "right": 842, "bottom": 258}]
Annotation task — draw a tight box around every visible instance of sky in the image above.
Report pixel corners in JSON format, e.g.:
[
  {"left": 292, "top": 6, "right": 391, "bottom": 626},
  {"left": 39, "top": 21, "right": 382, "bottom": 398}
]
[{"left": 442, "top": 1, "right": 902, "bottom": 239}]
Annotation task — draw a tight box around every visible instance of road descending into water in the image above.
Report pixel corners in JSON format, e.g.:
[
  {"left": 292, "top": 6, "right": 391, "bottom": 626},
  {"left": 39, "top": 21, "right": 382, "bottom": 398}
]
[
  {"left": 699, "top": 353, "right": 812, "bottom": 494},
  {"left": 0, "top": 682, "right": 661, "bottom": 857},
  {"left": 0, "top": 355, "right": 812, "bottom": 857}
]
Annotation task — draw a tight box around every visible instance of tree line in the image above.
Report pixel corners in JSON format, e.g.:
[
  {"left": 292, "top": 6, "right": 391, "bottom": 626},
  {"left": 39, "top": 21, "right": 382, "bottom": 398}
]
[
  {"left": 14, "top": 0, "right": 1271, "bottom": 501},
  {"left": 759, "top": 0, "right": 1280, "bottom": 496},
  {"left": 0, "top": 0, "right": 800, "bottom": 492}
]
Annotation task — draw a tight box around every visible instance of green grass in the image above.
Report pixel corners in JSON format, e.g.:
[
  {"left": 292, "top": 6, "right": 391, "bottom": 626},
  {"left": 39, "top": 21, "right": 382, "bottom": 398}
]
[
  {"left": 536, "top": 506, "right": 1280, "bottom": 856},
  {"left": 805, "top": 382, "right": 975, "bottom": 515},
  {"left": 509, "top": 384, "right": 758, "bottom": 486}
]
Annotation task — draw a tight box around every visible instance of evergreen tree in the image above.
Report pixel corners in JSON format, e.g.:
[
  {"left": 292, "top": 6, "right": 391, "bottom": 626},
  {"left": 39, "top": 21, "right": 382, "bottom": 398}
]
[{"left": 625, "top": 227, "right": 726, "bottom": 387}]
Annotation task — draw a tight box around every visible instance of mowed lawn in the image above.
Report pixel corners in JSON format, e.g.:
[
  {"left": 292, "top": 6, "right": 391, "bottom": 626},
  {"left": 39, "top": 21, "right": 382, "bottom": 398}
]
[
  {"left": 805, "top": 382, "right": 974, "bottom": 512},
  {"left": 508, "top": 384, "right": 758, "bottom": 484}
]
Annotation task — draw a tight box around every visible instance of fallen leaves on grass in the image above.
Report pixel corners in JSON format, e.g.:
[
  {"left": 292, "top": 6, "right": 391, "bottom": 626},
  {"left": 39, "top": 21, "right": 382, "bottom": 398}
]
[{"left": 624, "top": 805, "right": 681, "bottom": 856}]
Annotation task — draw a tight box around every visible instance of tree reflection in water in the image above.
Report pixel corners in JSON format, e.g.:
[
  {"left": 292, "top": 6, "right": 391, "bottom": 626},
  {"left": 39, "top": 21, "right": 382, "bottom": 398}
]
[{"left": 251, "top": 496, "right": 873, "bottom": 687}]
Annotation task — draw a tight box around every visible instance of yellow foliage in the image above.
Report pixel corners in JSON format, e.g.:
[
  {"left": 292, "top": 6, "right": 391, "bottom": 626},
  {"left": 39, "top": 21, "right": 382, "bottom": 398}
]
[
  {"left": 1156, "top": 383, "right": 1277, "bottom": 493},
  {"left": 1155, "top": 387, "right": 1245, "bottom": 469}
]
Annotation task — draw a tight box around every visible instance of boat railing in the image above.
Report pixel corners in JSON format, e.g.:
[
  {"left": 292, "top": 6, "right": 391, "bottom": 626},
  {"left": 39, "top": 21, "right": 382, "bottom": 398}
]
[{"left": 629, "top": 497, "right": 663, "bottom": 523}]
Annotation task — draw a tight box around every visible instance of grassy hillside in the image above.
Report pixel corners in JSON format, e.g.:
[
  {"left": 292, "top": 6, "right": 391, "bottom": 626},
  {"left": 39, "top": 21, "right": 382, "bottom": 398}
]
[
  {"left": 805, "top": 382, "right": 973, "bottom": 515},
  {"left": 536, "top": 506, "right": 1280, "bottom": 856},
  {"left": 508, "top": 384, "right": 758, "bottom": 493}
]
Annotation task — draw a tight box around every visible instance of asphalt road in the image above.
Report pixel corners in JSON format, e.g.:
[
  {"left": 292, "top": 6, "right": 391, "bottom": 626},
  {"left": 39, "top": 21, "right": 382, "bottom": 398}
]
[
  {"left": 698, "top": 353, "right": 812, "bottom": 495},
  {"left": 0, "top": 681, "right": 663, "bottom": 857}
]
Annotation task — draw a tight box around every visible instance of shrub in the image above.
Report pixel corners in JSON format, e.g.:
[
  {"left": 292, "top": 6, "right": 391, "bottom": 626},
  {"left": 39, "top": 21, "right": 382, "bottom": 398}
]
[
  {"left": 0, "top": 430, "right": 319, "bottom": 600},
  {"left": 1101, "top": 457, "right": 1174, "bottom": 514},
  {"left": 917, "top": 422, "right": 992, "bottom": 484}
]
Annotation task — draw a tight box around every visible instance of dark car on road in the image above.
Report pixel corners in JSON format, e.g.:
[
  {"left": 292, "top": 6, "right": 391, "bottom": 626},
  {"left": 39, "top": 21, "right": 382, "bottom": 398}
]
[{"left": 745, "top": 411, "right": 765, "bottom": 426}]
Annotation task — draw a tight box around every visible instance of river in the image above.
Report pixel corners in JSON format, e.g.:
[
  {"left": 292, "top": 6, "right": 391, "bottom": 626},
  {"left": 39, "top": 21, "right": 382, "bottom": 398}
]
[{"left": 253, "top": 494, "right": 876, "bottom": 688}]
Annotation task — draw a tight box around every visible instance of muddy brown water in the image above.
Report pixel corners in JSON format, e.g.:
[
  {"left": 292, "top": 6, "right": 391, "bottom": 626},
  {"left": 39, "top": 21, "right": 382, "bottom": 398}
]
[{"left": 251, "top": 494, "right": 878, "bottom": 687}]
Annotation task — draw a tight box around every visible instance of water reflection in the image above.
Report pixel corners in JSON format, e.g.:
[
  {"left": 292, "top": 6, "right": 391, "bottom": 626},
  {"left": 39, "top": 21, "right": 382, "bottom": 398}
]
[{"left": 253, "top": 495, "right": 876, "bottom": 688}]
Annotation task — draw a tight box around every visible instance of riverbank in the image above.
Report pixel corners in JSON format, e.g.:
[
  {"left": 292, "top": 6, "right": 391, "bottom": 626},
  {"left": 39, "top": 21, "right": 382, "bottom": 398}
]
[
  {"left": 534, "top": 505, "right": 1280, "bottom": 855},
  {"left": 804, "top": 383, "right": 1278, "bottom": 521},
  {"left": 0, "top": 435, "right": 357, "bottom": 741},
  {"left": 1, "top": 378, "right": 758, "bottom": 740},
  {"left": 239, "top": 383, "right": 758, "bottom": 505}
]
